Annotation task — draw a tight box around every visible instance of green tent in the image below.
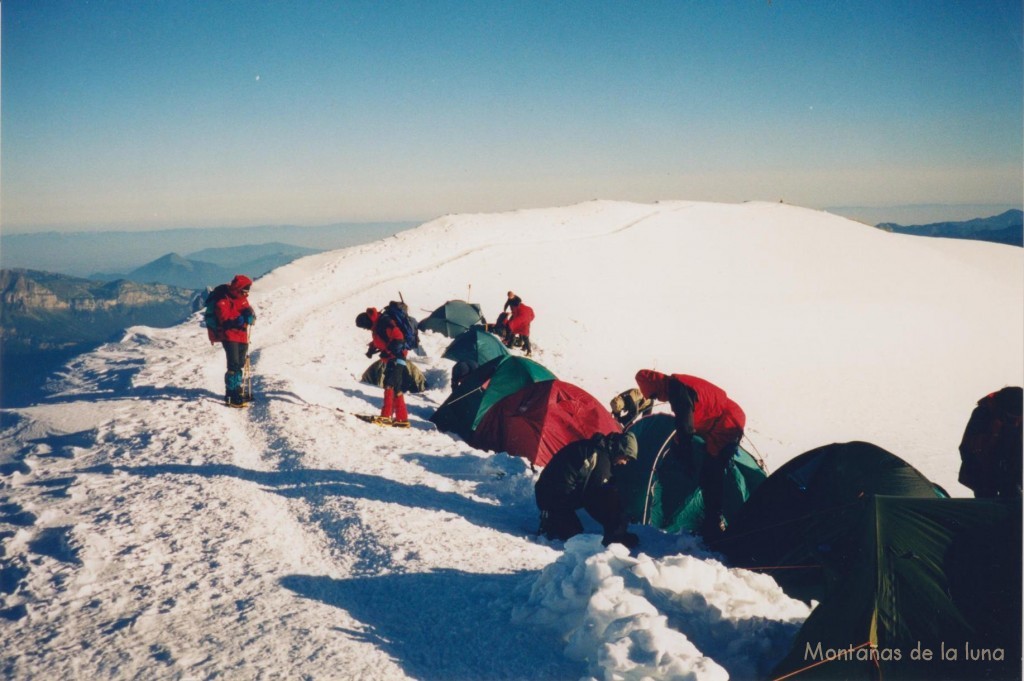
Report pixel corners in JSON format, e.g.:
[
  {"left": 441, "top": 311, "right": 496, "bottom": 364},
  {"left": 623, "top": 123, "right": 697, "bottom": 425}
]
[
  {"left": 429, "top": 355, "right": 555, "bottom": 441},
  {"left": 442, "top": 327, "right": 509, "bottom": 365},
  {"left": 616, "top": 414, "right": 767, "bottom": 532},
  {"left": 770, "top": 496, "right": 1021, "bottom": 680},
  {"left": 716, "top": 441, "right": 948, "bottom": 602},
  {"left": 417, "top": 300, "right": 486, "bottom": 338},
  {"left": 360, "top": 358, "right": 427, "bottom": 393}
]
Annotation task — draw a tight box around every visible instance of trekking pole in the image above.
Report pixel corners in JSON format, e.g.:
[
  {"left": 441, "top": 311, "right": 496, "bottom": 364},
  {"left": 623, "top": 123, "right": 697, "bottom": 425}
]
[
  {"left": 244, "top": 356, "right": 252, "bottom": 402},
  {"left": 244, "top": 324, "right": 254, "bottom": 402}
]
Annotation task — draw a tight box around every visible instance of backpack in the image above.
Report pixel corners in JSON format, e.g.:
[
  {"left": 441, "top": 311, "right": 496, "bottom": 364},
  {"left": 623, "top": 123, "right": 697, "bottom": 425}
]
[
  {"left": 202, "top": 283, "right": 232, "bottom": 343},
  {"left": 384, "top": 300, "right": 420, "bottom": 351},
  {"left": 958, "top": 387, "right": 1023, "bottom": 497}
]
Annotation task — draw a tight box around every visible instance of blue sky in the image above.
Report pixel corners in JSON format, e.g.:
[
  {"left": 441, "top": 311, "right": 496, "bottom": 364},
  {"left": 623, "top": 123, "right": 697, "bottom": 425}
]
[{"left": 2, "top": 0, "right": 1021, "bottom": 232}]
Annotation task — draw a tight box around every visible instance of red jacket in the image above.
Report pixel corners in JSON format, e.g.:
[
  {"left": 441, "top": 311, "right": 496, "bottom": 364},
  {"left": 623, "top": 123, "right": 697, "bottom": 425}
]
[
  {"left": 507, "top": 303, "right": 534, "bottom": 336},
  {"left": 215, "top": 275, "right": 254, "bottom": 343},
  {"left": 365, "top": 308, "right": 408, "bottom": 361},
  {"left": 635, "top": 370, "right": 745, "bottom": 456}
]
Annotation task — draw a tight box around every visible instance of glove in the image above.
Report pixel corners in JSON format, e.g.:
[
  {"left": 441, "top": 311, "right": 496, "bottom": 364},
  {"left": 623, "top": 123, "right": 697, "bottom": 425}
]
[
  {"left": 365, "top": 346, "right": 378, "bottom": 358},
  {"left": 242, "top": 308, "right": 256, "bottom": 325},
  {"left": 229, "top": 316, "right": 247, "bottom": 329}
]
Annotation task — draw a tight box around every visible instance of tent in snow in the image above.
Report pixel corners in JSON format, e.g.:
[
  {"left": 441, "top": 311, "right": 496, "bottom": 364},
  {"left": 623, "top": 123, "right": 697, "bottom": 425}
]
[
  {"left": 429, "top": 355, "right": 555, "bottom": 442},
  {"left": 716, "top": 441, "right": 948, "bottom": 601},
  {"left": 442, "top": 327, "right": 509, "bottom": 366},
  {"left": 614, "top": 413, "right": 767, "bottom": 532},
  {"left": 472, "top": 379, "right": 622, "bottom": 468},
  {"left": 769, "top": 496, "right": 1021, "bottom": 681},
  {"left": 417, "top": 300, "right": 486, "bottom": 338},
  {"left": 360, "top": 358, "right": 428, "bottom": 393}
]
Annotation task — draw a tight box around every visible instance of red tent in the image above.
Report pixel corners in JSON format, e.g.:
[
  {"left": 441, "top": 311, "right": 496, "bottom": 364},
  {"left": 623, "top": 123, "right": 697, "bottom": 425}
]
[{"left": 472, "top": 379, "right": 622, "bottom": 468}]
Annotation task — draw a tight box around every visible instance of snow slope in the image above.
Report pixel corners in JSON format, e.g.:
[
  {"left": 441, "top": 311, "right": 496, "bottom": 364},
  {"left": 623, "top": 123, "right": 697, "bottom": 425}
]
[{"left": 2, "top": 200, "right": 1021, "bottom": 680}]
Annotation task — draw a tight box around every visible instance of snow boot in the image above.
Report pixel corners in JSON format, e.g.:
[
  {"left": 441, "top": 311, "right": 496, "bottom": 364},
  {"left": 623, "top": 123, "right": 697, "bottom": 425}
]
[{"left": 227, "top": 387, "right": 248, "bottom": 408}]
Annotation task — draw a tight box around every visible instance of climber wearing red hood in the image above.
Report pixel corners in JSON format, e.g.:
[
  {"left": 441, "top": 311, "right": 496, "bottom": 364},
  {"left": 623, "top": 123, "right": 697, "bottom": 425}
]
[
  {"left": 214, "top": 275, "right": 256, "bottom": 407},
  {"left": 634, "top": 370, "right": 746, "bottom": 540}
]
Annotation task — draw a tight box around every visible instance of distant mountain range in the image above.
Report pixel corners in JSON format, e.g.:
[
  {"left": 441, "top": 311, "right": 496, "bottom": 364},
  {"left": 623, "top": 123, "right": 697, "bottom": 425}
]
[
  {"left": 0, "top": 222, "right": 416, "bottom": 278},
  {"left": 90, "top": 242, "right": 321, "bottom": 289},
  {"left": 0, "top": 269, "right": 201, "bottom": 407},
  {"left": 0, "top": 232, "right": 406, "bottom": 407},
  {"left": 1, "top": 269, "right": 200, "bottom": 349},
  {"left": 877, "top": 210, "right": 1022, "bottom": 246}
]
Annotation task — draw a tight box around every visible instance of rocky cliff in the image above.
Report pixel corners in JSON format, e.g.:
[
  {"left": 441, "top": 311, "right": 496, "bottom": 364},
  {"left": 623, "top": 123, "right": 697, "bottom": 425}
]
[{"left": 1, "top": 269, "right": 200, "bottom": 351}]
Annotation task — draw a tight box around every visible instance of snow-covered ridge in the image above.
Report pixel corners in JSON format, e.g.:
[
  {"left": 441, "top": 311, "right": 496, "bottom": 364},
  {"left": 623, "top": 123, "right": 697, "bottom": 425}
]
[{"left": 2, "top": 200, "right": 1020, "bottom": 679}]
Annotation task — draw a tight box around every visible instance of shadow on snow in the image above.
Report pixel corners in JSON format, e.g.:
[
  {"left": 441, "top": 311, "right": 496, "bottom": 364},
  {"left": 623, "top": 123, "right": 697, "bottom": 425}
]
[
  {"left": 79, "top": 462, "right": 534, "bottom": 538},
  {"left": 280, "top": 569, "right": 582, "bottom": 681}
]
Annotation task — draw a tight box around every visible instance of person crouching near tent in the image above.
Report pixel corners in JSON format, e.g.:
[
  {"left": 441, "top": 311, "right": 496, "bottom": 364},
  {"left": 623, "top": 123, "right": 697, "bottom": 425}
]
[
  {"left": 506, "top": 295, "right": 535, "bottom": 357},
  {"left": 356, "top": 308, "right": 411, "bottom": 428},
  {"left": 214, "top": 275, "right": 256, "bottom": 408},
  {"left": 534, "top": 432, "right": 639, "bottom": 549},
  {"left": 634, "top": 370, "right": 746, "bottom": 541}
]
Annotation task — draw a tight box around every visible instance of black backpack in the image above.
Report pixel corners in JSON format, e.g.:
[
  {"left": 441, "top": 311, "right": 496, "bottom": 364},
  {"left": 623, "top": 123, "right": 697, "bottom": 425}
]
[
  {"left": 958, "top": 387, "right": 1023, "bottom": 497},
  {"left": 384, "top": 300, "right": 420, "bottom": 351}
]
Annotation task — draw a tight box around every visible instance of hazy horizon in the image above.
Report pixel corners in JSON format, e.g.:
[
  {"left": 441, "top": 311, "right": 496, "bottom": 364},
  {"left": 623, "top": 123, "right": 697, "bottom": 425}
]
[
  {"left": 2, "top": 1, "right": 1021, "bottom": 234},
  {"left": 2, "top": 202, "right": 1020, "bottom": 238},
  {"left": 3, "top": 201, "right": 1021, "bottom": 281},
  {"left": 0, "top": 221, "right": 419, "bottom": 277}
]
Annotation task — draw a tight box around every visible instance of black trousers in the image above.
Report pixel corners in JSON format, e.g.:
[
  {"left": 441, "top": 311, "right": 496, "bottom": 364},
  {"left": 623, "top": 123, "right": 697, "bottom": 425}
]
[
  {"left": 223, "top": 342, "right": 248, "bottom": 395},
  {"left": 538, "top": 486, "right": 628, "bottom": 542},
  {"left": 223, "top": 341, "right": 248, "bottom": 373},
  {"left": 383, "top": 359, "right": 406, "bottom": 393},
  {"left": 700, "top": 443, "right": 737, "bottom": 525}
]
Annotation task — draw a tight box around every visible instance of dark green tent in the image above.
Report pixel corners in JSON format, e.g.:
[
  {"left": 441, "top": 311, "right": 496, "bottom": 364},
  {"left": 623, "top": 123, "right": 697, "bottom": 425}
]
[
  {"left": 360, "top": 359, "right": 427, "bottom": 393},
  {"left": 716, "top": 441, "right": 948, "bottom": 602},
  {"left": 417, "top": 300, "right": 486, "bottom": 338},
  {"left": 770, "top": 496, "right": 1021, "bottom": 680},
  {"left": 617, "top": 414, "right": 767, "bottom": 532},
  {"left": 442, "top": 327, "right": 509, "bottom": 365},
  {"left": 429, "top": 355, "right": 555, "bottom": 441}
]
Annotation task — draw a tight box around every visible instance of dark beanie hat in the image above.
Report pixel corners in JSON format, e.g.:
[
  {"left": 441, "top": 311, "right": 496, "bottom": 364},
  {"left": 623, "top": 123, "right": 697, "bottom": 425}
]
[{"left": 616, "top": 432, "right": 638, "bottom": 460}]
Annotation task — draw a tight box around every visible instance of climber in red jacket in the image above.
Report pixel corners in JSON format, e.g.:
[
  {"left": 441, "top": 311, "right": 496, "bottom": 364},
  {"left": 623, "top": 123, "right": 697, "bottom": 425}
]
[
  {"left": 213, "top": 275, "right": 256, "bottom": 407},
  {"left": 356, "top": 307, "right": 410, "bottom": 428},
  {"left": 505, "top": 296, "right": 535, "bottom": 357},
  {"left": 634, "top": 370, "right": 746, "bottom": 540}
]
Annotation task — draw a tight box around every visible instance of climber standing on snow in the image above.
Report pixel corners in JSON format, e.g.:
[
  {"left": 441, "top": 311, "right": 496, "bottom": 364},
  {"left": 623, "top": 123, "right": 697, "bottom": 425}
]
[
  {"left": 355, "top": 307, "right": 411, "bottom": 428},
  {"left": 505, "top": 295, "right": 535, "bottom": 357},
  {"left": 213, "top": 275, "right": 256, "bottom": 408},
  {"left": 632, "top": 370, "right": 746, "bottom": 541}
]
